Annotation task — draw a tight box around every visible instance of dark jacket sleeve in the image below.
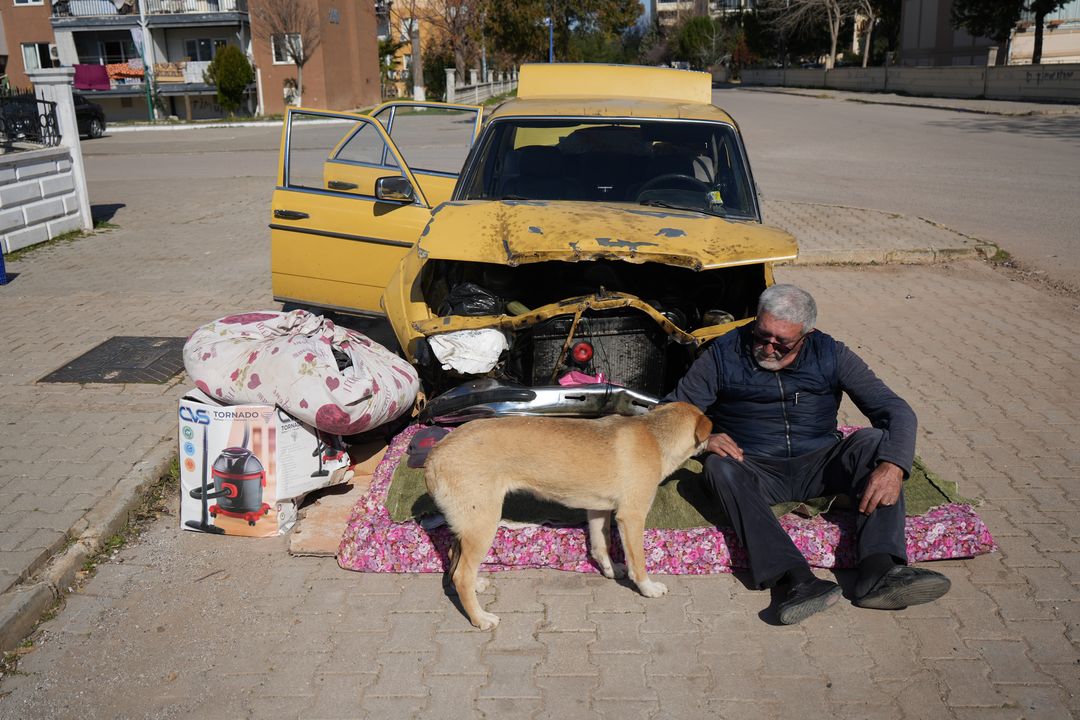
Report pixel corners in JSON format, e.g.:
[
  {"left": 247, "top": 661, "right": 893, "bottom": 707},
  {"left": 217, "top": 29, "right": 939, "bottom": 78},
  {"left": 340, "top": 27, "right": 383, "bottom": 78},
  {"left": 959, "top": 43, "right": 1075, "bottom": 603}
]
[
  {"left": 661, "top": 344, "right": 721, "bottom": 414},
  {"left": 836, "top": 341, "right": 917, "bottom": 477}
]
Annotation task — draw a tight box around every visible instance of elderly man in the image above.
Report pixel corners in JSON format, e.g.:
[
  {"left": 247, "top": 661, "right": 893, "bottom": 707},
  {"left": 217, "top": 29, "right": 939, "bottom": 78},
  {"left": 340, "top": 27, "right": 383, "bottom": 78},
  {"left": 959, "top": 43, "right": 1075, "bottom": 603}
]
[{"left": 666, "top": 284, "right": 950, "bottom": 623}]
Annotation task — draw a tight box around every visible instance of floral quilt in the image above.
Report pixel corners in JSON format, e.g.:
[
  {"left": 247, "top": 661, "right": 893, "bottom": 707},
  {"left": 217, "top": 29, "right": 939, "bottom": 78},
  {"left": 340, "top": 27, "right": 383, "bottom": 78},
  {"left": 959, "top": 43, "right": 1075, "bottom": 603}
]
[{"left": 337, "top": 425, "right": 997, "bottom": 575}]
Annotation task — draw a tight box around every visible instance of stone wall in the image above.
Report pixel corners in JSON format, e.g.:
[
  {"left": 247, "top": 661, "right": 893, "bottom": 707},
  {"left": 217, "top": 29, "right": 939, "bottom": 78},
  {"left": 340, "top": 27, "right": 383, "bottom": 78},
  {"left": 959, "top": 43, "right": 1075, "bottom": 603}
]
[
  {"left": 741, "top": 63, "right": 1080, "bottom": 103},
  {"left": 0, "top": 146, "right": 85, "bottom": 254}
]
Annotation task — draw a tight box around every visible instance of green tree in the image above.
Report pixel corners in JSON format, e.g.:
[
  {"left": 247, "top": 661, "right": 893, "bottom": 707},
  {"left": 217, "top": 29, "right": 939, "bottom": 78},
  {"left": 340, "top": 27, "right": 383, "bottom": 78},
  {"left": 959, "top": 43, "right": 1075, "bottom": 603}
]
[
  {"left": 675, "top": 15, "right": 734, "bottom": 70},
  {"left": 1027, "top": 0, "right": 1070, "bottom": 64},
  {"left": 203, "top": 45, "right": 254, "bottom": 115},
  {"left": 482, "top": 0, "right": 641, "bottom": 63},
  {"left": 950, "top": 0, "right": 1021, "bottom": 65}
]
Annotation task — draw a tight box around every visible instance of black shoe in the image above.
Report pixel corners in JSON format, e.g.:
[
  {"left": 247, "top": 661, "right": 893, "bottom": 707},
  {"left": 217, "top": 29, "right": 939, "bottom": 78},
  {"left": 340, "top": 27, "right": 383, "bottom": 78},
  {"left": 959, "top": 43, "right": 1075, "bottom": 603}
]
[
  {"left": 854, "top": 566, "right": 951, "bottom": 610},
  {"left": 777, "top": 578, "right": 842, "bottom": 625}
]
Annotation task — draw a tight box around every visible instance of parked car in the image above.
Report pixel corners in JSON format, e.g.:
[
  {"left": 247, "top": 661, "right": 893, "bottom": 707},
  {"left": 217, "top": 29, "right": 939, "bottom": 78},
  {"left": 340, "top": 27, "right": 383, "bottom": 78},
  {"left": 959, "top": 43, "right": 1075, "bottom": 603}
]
[
  {"left": 270, "top": 63, "right": 797, "bottom": 419},
  {"left": 73, "top": 93, "right": 106, "bottom": 138}
]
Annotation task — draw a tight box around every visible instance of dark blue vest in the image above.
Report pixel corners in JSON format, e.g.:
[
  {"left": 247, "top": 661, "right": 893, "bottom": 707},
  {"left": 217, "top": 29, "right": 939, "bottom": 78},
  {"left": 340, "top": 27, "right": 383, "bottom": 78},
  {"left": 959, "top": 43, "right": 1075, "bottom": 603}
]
[{"left": 706, "top": 325, "right": 844, "bottom": 458}]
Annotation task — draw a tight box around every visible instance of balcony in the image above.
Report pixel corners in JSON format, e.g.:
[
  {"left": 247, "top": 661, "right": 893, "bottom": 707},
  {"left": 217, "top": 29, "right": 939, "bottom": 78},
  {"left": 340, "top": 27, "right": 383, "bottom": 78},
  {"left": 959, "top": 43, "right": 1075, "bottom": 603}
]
[{"left": 53, "top": 0, "right": 247, "bottom": 19}]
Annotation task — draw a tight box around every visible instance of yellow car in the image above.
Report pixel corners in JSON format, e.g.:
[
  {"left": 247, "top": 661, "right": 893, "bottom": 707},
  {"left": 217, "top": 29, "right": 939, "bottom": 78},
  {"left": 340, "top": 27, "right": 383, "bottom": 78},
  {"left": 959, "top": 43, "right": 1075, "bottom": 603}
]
[{"left": 270, "top": 64, "right": 797, "bottom": 419}]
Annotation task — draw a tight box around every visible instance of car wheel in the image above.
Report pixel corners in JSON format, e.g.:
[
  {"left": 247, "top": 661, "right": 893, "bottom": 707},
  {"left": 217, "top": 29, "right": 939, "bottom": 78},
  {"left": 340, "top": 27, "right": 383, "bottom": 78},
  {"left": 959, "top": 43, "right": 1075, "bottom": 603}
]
[{"left": 88, "top": 118, "right": 105, "bottom": 139}]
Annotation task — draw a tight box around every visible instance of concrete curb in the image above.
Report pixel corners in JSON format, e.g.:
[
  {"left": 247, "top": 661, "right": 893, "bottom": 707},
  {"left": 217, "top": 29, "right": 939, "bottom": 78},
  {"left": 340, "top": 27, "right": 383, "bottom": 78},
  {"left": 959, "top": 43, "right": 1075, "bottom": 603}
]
[
  {"left": 738, "top": 86, "right": 1080, "bottom": 117},
  {"left": 0, "top": 437, "right": 177, "bottom": 653}
]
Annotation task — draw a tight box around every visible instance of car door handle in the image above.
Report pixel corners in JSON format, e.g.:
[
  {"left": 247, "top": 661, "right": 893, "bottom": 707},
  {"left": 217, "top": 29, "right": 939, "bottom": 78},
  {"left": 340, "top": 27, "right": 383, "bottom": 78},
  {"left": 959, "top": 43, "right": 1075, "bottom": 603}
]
[
  {"left": 327, "top": 180, "right": 358, "bottom": 191},
  {"left": 274, "top": 209, "right": 309, "bottom": 220}
]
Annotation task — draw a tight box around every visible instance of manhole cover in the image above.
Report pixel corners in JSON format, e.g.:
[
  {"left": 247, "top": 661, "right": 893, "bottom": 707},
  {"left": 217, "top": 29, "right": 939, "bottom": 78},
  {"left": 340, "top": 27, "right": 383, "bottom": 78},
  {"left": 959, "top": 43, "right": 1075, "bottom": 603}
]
[{"left": 40, "top": 336, "right": 186, "bottom": 384}]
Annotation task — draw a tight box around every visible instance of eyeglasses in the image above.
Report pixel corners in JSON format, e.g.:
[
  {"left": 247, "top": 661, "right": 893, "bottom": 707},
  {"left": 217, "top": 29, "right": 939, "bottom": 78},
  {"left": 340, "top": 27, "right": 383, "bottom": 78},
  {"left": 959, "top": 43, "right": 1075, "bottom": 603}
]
[{"left": 750, "top": 326, "right": 805, "bottom": 356}]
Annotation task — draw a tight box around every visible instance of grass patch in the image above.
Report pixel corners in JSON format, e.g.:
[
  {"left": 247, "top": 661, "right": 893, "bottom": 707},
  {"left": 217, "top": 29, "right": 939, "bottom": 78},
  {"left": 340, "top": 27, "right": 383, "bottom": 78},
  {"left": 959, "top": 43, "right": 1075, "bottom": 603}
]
[
  {"left": 989, "top": 248, "right": 1012, "bottom": 264},
  {"left": 0, "top": 455, "right": 178, "bottom": 680},
  {"left": 4, "top": 219, "right": 117, "bottom": 261}
]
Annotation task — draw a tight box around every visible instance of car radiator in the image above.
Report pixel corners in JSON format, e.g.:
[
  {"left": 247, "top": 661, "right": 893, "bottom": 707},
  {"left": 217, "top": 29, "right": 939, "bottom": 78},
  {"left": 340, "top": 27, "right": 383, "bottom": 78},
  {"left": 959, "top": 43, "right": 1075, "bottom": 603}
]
[{"left": 527, "top": 313, "right": 669, "bottom": 396}]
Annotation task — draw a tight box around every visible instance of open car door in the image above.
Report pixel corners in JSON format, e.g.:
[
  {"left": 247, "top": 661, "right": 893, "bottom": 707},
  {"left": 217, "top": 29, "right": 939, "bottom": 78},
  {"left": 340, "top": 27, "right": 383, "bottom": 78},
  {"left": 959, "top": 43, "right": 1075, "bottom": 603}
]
[{"left": 270, "top": 102, "right": 482, "bottom": 316}]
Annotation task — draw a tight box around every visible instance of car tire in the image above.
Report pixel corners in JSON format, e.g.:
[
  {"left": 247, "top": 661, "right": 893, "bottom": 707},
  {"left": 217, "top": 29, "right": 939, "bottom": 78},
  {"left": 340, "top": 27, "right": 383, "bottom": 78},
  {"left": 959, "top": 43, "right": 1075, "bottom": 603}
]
[{"left": 88, "top": 118, "right": 105, "bottom": 139}]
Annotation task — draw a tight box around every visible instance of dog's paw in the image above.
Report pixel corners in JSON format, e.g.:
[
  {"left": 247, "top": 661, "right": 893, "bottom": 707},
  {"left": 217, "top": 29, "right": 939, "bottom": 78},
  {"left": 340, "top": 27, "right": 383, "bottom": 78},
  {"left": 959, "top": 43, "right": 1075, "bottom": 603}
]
[
  {"left": 473, "top": 611, "right": 500, "bottom": 631},
  {"left": 637, "top": 579, "right": 668, "bottom": 598},
  {"left": 474, "top": 576, "right": 491, "bottom": 593},
  {"left": 607, "top": 562, "right": 627, "bottom": 579}
]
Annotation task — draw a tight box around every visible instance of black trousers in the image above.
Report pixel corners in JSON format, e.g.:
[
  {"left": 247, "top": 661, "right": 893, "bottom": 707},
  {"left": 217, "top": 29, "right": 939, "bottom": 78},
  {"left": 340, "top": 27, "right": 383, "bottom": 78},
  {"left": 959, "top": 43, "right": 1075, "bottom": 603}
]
[{"left": 703, "top": 428, "right": 907, "bottom": 589}]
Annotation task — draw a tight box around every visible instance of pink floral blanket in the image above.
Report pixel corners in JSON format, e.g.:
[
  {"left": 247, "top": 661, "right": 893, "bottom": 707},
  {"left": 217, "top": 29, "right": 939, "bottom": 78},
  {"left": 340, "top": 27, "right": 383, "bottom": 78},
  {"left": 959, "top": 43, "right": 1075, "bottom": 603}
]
[{"left": 337, "top": 425, "right": 997, "bottom": 575}]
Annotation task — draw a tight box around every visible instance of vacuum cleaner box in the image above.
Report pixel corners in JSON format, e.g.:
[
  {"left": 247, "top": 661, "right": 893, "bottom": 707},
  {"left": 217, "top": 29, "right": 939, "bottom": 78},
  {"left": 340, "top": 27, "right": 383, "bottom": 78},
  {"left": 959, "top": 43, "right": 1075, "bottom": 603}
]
[{"left": 178, "top": 389, "right": 350, "bottom": 537}]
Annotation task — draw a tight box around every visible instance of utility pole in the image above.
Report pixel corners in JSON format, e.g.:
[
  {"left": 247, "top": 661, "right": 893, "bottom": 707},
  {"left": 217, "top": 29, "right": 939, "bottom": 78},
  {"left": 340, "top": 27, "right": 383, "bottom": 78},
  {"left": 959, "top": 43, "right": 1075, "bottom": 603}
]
[
  {"left": 137, "top": 0, "right": 157, "bottom": 121},
  {"left": 548, "top": 1, "right": 555, "bottom": 63}
]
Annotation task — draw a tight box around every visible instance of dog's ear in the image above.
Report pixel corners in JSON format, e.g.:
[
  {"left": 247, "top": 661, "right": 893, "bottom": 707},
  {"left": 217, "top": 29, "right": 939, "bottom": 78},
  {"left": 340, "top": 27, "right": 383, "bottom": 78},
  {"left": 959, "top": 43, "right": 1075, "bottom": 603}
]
[{"left": 694, "top": 412, "right": 712, "bottom": 445}]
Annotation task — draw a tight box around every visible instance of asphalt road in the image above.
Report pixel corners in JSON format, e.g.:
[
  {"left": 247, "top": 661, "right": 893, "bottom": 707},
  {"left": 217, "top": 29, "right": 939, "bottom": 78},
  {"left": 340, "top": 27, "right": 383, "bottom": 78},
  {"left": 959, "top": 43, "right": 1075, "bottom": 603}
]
[{"left": 713, "top": 88, "right": 1080, "bottom": 290}]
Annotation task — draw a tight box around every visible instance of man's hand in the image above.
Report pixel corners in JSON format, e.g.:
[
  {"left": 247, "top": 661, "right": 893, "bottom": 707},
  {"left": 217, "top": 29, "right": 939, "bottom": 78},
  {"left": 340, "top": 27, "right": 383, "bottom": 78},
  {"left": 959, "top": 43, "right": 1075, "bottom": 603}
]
[
  {"left": 706, "top": 433, "right": 744, "bottom": 461},
  {"left": 859, "top": 461, "right": 904, "bottom": 515}
]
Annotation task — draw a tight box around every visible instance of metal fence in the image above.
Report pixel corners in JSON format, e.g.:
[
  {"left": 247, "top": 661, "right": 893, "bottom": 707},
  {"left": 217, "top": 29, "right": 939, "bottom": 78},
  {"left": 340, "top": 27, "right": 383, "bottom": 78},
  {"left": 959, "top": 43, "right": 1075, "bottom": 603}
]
[{"left": 0, "top": 87, "right": 61, "bottom": 151}]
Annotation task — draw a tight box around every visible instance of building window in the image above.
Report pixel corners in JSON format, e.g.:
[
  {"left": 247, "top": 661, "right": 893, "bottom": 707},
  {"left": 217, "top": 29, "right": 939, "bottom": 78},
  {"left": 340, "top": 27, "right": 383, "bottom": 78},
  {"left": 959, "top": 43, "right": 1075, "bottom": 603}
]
[
  {"left": 21, "top": 43, "right": 53, "bottom": 72},
  {"left": 100, "top": 40, "right": 136, "bottom": 64},
  {"left": 271, "top": 34, "right": 301, "bottom": 64},
  {"left": 184, "top": 38, "right": 228, "bottom": 62},
  {"left": 13, "top": 0, "right": 46, "bottom": 6}
]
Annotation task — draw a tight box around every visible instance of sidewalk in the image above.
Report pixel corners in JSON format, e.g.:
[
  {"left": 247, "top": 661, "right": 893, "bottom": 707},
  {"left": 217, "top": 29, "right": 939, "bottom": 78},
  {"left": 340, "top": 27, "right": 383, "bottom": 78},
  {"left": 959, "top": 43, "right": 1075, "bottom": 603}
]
[
  {"left": 0, "top": 180, "right": 1077, "bottom": 716},
  {"left": 738, "top": 84, "right": 1080, "bottom": 116}
]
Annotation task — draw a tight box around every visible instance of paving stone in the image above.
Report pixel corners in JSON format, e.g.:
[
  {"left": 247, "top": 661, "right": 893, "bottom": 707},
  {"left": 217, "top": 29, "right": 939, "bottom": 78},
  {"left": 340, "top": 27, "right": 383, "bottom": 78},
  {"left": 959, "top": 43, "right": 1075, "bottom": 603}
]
[
  {"left": 486, "top": 575, "right": 546, "bottom": 613},
  {"left": 997, "top": 534, "right": 1060, "bottom": 569},
  {"left": 360, "top": 694, "right": 427, "bottom": 719},
  {"left": 382, "top": 611, "right": 442, "bottom": 652},
  {"left": 430, "top": 631, "right": 491, "bottom": 676},
  {"left": 305, "top": 672, "right": 372, "bottom": 719},
  {"left": 705, "top": 698, "right": 781, "bottom": 720},
  {"left": 534, "top": 675, "right": 598, "bottom": 719},
  {"left": 479, "top": 653, "right": 541, "bottom": 699},
  {"left": 539, "top": 593, "right": 596, "bottom": 633},
  {"left": 589, "top": 612, "right": 646, "bottom": 654},
  {"left": 593, "top": 653, "right": 654, "bottom": 702},
  {"left": 369, "top": 653, "right": 435, "bottom": 697},
  {"left": 536, "top": 632, "right": 598, "bottom": 677},
  {"left": 996, "top": 683, "right": 1074, "bottom": 720},
  {"left": 485, "top": 612, "right": 544, "bottom": 654},
  {"left": 593, "top": 698, "right": 658, "bottom": 720},
  {"left": 965, "top": 638, "right": 1055, "bottom": 684},
  {"left": 476, "top": 697, "right": 542, "bottom": 718},
  {"left": 1003, "top": 620, "right": 1079, "bottom": 666},
  {"left": 897, "top": 617, "right": 977, "bottom": 660},
  {"left": 1017, "top": 566, "right": 1079, "bottom": 601},
  {"left": 927, "top": 658, "right": 1006, "bottom": 707},
  {"left": 416, "top": 674, "right": 485, "bottom": 719},
  {"left": 641, "top": 632, "right": 705, "bottom": 678},
  {"left": 326, "top": 631, "right": 389, "bottom": 673}
]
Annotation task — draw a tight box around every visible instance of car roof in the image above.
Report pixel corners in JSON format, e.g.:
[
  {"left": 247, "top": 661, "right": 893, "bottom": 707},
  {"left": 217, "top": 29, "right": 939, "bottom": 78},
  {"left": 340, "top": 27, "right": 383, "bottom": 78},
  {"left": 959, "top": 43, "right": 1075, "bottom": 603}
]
[
  {"left": 487, "top": 97, "right": 737, "bottom": 125},
  {"left": 487, "top": 63, "right": 736, "bottom": 125}
]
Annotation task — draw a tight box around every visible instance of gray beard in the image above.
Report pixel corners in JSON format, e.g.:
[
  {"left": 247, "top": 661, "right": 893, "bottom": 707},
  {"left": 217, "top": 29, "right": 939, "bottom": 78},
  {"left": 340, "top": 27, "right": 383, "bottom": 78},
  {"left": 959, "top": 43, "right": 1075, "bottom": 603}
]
[{"left": 754, "top": 348, "right": 784, "bottom": 371}]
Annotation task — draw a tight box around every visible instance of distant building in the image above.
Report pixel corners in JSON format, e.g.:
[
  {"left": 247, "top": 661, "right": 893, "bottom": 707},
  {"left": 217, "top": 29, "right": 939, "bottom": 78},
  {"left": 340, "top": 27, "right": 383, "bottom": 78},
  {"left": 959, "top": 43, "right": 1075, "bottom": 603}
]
[
  {"left": 0, "top": 0, "right": 380, "bottom": 121},
  {"left": 652, "top": 0, "right": 753, "bottom": 28},
  {"left": 899, "top": 0, "right": 1080, "bottom": 67}
]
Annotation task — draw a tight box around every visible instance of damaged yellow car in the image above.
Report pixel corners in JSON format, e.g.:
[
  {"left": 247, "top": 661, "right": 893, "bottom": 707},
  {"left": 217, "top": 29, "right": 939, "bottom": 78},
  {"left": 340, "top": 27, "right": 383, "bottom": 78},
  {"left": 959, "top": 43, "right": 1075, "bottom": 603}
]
[{"left": 270, "top": 64, "right": 797, "bottom": 421}]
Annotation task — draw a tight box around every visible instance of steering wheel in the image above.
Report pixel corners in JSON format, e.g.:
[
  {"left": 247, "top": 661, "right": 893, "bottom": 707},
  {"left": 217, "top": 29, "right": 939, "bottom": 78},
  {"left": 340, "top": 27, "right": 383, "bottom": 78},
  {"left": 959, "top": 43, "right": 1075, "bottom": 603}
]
[{"left": 634, "top": 173, "right": 711, "bottom": 201}]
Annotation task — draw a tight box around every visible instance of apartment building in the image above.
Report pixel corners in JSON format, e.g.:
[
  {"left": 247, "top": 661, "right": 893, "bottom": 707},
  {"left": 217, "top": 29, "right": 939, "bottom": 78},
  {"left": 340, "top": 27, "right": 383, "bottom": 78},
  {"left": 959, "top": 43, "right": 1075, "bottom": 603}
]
[
  {"left": 0, "top": 0, "right": 380, "bottom": 121},
  {"left": 652, "top": 0, "right": 754, "bottom": 28}
]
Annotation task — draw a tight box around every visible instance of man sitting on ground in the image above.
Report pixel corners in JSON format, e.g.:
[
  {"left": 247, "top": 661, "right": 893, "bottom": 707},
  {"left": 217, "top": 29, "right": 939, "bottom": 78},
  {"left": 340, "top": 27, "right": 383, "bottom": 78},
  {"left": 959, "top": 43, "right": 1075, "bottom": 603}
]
[{"left": 665, "top": 284, "right": 951, "bottom": 623}]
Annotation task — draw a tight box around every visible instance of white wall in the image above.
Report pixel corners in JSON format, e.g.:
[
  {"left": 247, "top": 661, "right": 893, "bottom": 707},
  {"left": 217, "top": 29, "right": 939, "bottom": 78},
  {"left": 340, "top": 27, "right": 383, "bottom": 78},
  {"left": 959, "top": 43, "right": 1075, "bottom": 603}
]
[{"left": 0, "top": 147, "right": 86, "bottom": 254}]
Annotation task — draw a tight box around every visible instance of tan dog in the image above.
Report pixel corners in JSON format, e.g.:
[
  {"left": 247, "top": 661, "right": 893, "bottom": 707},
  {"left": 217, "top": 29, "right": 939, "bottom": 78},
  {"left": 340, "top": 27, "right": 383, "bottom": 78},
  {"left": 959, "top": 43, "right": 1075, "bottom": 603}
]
[{"left": 424, "top": 401, "right": 712, "bottom": 630}]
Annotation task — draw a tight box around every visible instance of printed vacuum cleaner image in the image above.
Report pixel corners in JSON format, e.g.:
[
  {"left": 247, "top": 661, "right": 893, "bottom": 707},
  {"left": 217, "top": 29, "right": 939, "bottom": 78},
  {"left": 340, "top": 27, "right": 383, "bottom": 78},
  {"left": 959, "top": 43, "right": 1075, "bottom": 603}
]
[
  {"left": 191, "top": 424, "right": 271, "bottom": 526},
  {"left": 179, "top": 390, "right": 351, "bottom": 537}
]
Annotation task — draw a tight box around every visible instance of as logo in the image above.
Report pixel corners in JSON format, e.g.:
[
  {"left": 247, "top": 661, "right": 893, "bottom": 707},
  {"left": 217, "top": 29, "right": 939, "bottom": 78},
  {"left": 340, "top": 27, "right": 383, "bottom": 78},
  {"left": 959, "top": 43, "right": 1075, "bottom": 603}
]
[{"left": 179, "top": 407, "right": 210, "bottom": 425}]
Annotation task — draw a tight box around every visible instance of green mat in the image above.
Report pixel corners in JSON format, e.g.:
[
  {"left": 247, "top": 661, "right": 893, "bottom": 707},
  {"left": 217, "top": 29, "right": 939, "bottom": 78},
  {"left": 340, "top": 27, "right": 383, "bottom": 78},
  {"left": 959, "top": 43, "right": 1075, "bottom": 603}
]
[{"left": 386, "top": 455, "right": 971, "bottom": 530}]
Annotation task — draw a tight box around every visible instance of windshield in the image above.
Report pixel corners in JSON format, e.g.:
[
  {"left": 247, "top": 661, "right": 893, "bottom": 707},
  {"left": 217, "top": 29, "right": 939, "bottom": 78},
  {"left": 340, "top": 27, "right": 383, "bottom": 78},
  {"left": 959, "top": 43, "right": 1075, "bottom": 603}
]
[{"left": 458, "top": 118, "right": 757, "bottom": 220}]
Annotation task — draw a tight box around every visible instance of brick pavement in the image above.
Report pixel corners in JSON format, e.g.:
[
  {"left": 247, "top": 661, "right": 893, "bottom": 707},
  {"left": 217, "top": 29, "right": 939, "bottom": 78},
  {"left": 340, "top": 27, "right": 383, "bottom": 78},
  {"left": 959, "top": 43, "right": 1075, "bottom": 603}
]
[
  {"left": 0, "top": 125, "right": 1077, "bottom": 716},
  {"left": 0, "top": 256, "right": 1077, "bottom": 718}
]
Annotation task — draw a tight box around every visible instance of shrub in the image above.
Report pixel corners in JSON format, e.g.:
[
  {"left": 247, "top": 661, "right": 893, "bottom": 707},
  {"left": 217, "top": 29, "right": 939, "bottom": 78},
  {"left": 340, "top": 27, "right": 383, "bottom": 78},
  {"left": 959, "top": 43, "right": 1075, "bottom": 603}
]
[{"left": 204, "top": 46, "right": 255, "bottom": 115}]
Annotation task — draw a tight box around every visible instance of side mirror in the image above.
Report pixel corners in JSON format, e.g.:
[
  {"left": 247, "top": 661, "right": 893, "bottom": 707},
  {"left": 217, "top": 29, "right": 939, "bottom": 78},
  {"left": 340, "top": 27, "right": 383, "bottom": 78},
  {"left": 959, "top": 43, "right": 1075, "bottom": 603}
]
[{"left": 375, "top": 176, "right": 415, "bottom": 204}]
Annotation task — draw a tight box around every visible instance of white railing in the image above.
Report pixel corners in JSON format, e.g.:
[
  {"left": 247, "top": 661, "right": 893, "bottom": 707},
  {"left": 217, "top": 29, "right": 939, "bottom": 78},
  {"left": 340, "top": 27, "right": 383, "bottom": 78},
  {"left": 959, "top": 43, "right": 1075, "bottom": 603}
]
[
  {"left": 444, "top": 71, "right": 518, "bottom": 105},
  {"left": 54, "top": 0, "right": 245, "bottom": 17}
]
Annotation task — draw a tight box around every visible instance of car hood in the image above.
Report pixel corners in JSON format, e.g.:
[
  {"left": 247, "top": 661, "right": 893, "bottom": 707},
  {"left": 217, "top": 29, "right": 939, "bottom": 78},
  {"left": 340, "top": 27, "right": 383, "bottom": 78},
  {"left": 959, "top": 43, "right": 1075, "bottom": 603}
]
[{"left": 417, "top": 200, "right": 798, "bottom": 269}]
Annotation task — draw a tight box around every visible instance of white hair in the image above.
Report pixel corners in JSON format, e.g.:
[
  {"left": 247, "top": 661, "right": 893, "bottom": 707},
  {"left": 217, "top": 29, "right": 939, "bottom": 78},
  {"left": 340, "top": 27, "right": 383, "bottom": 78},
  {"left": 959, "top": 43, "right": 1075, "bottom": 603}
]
[{"left": 757, "top": 284, "right": 817, "bottom": 333}]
